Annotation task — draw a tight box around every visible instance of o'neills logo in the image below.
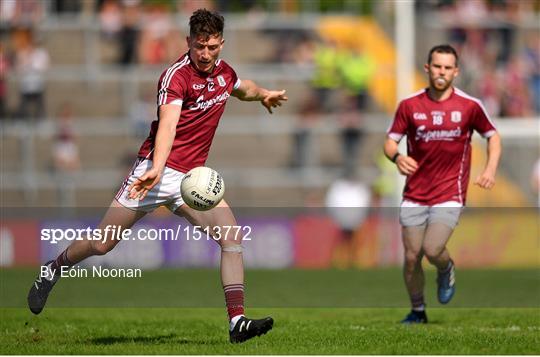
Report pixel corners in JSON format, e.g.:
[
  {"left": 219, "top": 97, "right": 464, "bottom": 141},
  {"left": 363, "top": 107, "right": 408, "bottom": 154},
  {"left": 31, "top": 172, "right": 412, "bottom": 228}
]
[
  {"left": 189, "top": 92, "right": 230, "bottom": 111},
  {"left": 415, "top": 125, "right": 461, "bottom": 142},
  {"left": 191, "top": 191, "right": 215, "bottom": 206}
]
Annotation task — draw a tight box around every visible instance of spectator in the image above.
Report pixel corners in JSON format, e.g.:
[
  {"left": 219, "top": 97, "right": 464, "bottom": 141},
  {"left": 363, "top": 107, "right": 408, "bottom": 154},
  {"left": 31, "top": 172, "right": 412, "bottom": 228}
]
[
  {"left": 290, "top": 92, "right": 319, "bottom": 168},
  {"left": 138, "top": 2, "right": 173, "bottom": 64},
  {"left": 523, "top": 31, "right": 540, "bottom": 114},
  {"left": 53, "top": 103, "right": 80, "bottom": 172},
  {"left": 337, "top": 95, "right": 365, "bottom": 176},
  {"left": 267, "top": 30, "right": 315, "bottom": 66},
  {"left": 452, "top": 0, "right": 489, "bottom": 25},
  {"left": 453, "top": 28, "right": 490, "bottom": 93},
  {"left": 500, "top": 55, "right": 533, "bottom": 117},
  {"left": 325, "top": 172, "right": 372, "bottom": 268},
  {"left": 99, "top": 0, "right": 122, "bottom": 40},
  {"left": 0, "top": 0, "right": 44, "bottom": 28},
  {"left": 118, "top": 0, "right": 141, "bottom": 65},
  {"left": 13, "top": 28, "right": 50, "bottom": 121},
  {"left": 337, "top": 48, "right": 375, "bottom": 107},
  {"left": 291, "top": 33, "right": 316, "bottom": 66},
  {"left": 311, "top": 37, "right": 341, "bottom": 113},
  {"left": 336, "top": 47, "right": 375, "bottom": 175},
  {"left": 0, "top": 0, "right": 17, "bottom": 27},
  {"left": 477, "top": 59, "right": 502, "bottom": 117},
  {"left": 52, "top": 103, "right": 80, "bottom": 206}
]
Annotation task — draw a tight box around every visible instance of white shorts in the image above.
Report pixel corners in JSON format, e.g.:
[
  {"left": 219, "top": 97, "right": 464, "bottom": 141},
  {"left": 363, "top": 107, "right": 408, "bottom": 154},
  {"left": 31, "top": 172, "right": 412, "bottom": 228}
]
[
  {"left": 399, "top": 200, "right": 463, "bottom": 229},
  {"left": 115, "top": 158, "right": 186, "bottom": 213}
]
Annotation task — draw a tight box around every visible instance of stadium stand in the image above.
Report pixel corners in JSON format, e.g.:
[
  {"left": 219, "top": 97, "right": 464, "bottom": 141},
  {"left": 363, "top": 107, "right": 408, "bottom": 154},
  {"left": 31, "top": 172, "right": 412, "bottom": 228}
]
[{"left": 1, "top": 0, "right": 538, "bottom": 207}]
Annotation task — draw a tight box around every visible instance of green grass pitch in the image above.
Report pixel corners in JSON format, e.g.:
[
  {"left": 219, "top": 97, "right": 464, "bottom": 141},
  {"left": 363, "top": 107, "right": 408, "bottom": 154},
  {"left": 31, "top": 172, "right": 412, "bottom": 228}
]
[{"left": 1, "top": 268, "right": 539, "bottom": 354}]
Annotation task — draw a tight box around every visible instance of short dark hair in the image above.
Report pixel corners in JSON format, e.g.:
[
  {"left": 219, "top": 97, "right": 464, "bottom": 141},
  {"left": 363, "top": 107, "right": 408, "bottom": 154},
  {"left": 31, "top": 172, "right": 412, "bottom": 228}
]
[
  {"left": 189, "top": 9, "right": 224, "bottom": 40},
  {"left": 427, "top": 44, "right": 459, "bottom": 66}
]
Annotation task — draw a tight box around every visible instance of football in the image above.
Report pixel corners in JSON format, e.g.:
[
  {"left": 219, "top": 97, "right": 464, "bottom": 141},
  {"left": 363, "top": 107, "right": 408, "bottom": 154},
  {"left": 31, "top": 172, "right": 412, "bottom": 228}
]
[{"left": 180, "top": 166, "right": 225, "bottom": 211}]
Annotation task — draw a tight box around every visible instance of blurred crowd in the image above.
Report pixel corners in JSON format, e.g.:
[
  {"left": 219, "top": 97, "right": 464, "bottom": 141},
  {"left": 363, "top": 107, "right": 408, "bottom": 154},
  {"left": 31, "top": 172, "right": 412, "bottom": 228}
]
[
  {"left": 287, "top": 34, "right": 376, "bottom": 176},
  {"left": 0, "top": 0, "right": 538, "bottom": 209},
  {"left": 418, "top": 0, "right": 540, "bottom": 117},
  {"left": 1, "top": 0, "right": 538, "bottom": 120}
]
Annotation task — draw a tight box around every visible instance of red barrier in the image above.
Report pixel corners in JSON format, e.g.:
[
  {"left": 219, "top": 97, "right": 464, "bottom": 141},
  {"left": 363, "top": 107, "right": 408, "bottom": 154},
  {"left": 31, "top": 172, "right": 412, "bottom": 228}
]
[{"left": 0, "top": 220, "right": 40, "bottom": 266}]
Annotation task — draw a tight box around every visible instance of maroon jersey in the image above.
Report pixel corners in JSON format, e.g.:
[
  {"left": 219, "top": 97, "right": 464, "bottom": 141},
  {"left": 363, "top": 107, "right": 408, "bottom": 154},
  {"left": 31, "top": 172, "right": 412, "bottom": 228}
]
[
  {"left": 138, "top": 53, "right": 241, "bottom": 172},
  {"left": 387, "top": 87, "right": 497, "bottom": 205}
]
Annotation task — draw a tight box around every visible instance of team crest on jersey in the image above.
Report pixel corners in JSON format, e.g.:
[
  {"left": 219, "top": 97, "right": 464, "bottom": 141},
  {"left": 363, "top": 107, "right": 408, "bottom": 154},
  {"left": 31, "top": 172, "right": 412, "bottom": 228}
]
[
  {"left": 451, "top": 111, "right": 462, "bottom": 123},
  {"left": 413, "top": 112, "right": 427, "bottom": 120},
  {"left": 217, "top": 75, "right": 226, "bottom": 87}
]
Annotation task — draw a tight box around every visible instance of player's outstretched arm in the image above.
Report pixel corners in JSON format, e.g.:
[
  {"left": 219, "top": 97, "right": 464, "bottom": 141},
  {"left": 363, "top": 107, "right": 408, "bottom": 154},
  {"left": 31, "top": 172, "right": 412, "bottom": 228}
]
[
  {"left": 383, "top": 137, "right": 418, "bottom": 176},
  {"left": 128, "top": 104, "right": 181, "bottom": 200},
  {"left": 231, "top": 79, "right": 288, "bottom": 114},
  {"left": 474, "top": 132, "right": 501, "bottom": 190}
]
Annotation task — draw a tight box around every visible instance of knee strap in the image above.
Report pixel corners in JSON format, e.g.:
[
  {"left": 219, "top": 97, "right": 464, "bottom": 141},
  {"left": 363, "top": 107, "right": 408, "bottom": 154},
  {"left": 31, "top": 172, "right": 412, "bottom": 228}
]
[{"left": 222, "top": 245, "right": 243, "bottom": 253}]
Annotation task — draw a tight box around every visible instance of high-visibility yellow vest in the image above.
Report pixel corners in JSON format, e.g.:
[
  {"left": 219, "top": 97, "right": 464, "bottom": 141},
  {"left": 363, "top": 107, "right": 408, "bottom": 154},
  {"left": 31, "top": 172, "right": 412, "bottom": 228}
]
[{"left": 311, "top": 45, "right": 341, "bottom": 89}]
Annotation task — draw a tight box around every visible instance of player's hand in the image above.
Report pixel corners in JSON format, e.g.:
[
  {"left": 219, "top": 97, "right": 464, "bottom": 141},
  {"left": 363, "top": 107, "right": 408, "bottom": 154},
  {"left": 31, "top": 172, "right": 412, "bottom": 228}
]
[
  {"left": 127, "top": 167, "right": 162, "bottom": 201},
  {"left": 262, "top": 89, "right": 288, "bottom": 114},
  {"left": 474, "top": 169, "right": 496, "bottom": 190},
  {"left": 395, "top": 155, "right": 418, "bottom": 176}
]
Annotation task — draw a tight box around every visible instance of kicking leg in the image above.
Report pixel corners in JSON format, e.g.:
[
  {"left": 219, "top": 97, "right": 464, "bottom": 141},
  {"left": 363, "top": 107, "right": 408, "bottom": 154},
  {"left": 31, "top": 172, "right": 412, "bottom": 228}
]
[
  {"left": 28, "top": 200, "right": 146, "bottom": 314},
  {"left": 175, "top": 200, "right": 273, "bottom": 343},
  {"left": 63, "top": 200, "right": 146, "bottom": 264}
]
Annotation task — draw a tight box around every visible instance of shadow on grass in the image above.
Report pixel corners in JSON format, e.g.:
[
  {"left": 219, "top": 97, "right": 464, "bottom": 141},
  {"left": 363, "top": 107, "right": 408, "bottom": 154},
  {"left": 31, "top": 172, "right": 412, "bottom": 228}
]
[{"left": 89, "top": 334, "right": 220, "bottom": 346}]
